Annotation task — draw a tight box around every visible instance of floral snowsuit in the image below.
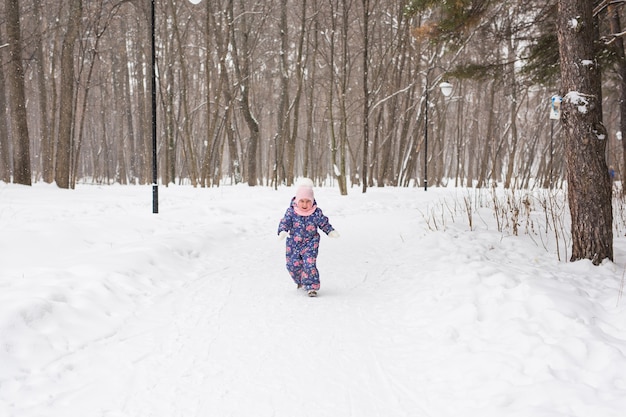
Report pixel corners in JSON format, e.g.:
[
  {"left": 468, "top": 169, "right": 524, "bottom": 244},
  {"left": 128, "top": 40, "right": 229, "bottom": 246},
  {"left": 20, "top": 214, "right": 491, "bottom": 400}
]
[{"left": 278, "top": 198, "right": 334, "bottom": 291}]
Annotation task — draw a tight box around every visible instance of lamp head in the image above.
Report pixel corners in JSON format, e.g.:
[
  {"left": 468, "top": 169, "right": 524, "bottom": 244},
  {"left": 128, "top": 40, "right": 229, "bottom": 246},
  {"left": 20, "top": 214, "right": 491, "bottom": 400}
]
[{"left": 439, "top": 82, "right": 453, "bottom": 97}]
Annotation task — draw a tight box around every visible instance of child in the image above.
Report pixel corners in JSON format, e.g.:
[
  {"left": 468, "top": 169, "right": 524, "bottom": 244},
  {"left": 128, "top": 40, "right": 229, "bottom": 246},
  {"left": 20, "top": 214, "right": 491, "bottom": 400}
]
[{"left": 277, "top": 179, "right": 339, "bottom": 297}]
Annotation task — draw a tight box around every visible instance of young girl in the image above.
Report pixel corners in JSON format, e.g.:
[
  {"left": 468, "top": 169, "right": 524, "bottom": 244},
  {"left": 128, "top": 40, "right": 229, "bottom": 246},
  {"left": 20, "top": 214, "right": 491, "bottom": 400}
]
[{"left": 277, "top": 179, "right": 338, "bottom": 297}]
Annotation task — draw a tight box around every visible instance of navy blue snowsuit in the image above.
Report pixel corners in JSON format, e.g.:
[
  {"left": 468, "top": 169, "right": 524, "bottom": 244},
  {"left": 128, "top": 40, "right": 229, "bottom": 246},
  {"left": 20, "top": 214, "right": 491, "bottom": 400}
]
[{"left": 277, "top": 198, "right": 334, "bottom": 291}]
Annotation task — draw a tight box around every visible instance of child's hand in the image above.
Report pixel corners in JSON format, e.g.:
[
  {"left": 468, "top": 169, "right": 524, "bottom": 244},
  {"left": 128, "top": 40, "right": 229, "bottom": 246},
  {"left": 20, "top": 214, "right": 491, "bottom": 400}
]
[
  {"left": 278, "top": 231, "right": 289, "bottom": 240},
  {"left": 328, "top": 230, "right": 340, "bottom": 238}
]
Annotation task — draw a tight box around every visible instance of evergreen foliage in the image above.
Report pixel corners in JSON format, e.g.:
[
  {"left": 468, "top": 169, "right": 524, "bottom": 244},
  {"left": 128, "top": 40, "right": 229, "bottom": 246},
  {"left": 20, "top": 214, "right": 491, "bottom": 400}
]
[
  {"left": 404, "top": 0, "right": 492, "bottom": 41},
  {"left": 520, "top": 33, "right": 560, "bottom": 86}
]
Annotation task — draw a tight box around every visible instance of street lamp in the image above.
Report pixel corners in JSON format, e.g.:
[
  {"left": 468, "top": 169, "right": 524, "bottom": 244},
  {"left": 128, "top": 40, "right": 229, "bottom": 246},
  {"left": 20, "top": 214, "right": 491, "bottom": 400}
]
[
  {"left": 423, "top": 79, "right": 453, "bottom": 191},
  {"left": 151, "top": 0, "right": 203, "bottom": 213},
  {"left": 439, "top": 82, "right": 453, "bottom": 97},
  {"left": 151, "top": 0, "right": 158, "bottom": 213}
]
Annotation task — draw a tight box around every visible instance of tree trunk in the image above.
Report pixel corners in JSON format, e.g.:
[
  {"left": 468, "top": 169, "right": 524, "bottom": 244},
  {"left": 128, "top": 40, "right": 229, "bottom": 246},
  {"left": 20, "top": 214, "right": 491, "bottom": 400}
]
[
  {"left": 120, "top": 19, "right": 137, "bottom": 184},
  {"left": 477, "top": 82, "right": 495, "bottom": 188},
  {"left": 327, "top": 0, "right": 340, "bottom": 190},
  {"left": 170, "top": 0, "right": 198, "bottom": 186},
  {"left": 556, "top": 0, "right": 613, "bottom": 264},
  {"left": 55, "top": 0, "right": 82, "bottom": 189},
  {"left": 164, "top": 61, "right": 176, "bottom": 185},
  {"left": 466, "top": 116, "right": 477, "bottom": 187},
  {"left": 504, "top": 27, "right": 520, "bottom": 189},
  {"left": 229, "top": 0, "right": 261, "bottom": 186},
  {"left": 0, "top": 30, "right": 11, "bottom": 183},
  {"left": 112, "top": 51, "right": 128, "bottom": 185},
  {"left": 211, "top": 3, "right": 241, "bottom": 184},
  {"left": 607, "top": 4, "right": 626, "bottom": 184},
  {"left": 337, "top": 0, "right": 349, "bottom": 195},
  {"left": 134, "top": 17, "right": 149, "bottom": 185},
  {"left": 6, "top": 0, "right": 31, "bottom": 185},
  {"left": 454, "top": 84, "right": 465, "bottom": 187},
  {"left": 200, "top": 0, "right": 221, "bottom": 187},
  {"left": 275, "top": 0, "right": 291, "bottom": 186},
  {"left": 33, "top": 0, "right": 53, "bottom": 183},
  {"left": 304, "top": 0, "right": 319, "bottom": 181},
  {"left": 287, "top": 0, "right": 307, "bottom": 186},
  {"left": 362, "top": 0, "right": 370, "bottom": 193}
]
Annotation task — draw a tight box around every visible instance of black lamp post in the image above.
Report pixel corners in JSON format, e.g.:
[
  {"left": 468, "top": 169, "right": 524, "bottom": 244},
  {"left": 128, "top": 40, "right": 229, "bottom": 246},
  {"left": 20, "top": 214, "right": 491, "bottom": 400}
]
[
  {"left": 423, "top": 79, "right": 453, "bottom": 191},
  {"left": 151, "top": 0, "right": 158, "bottom": 213}
]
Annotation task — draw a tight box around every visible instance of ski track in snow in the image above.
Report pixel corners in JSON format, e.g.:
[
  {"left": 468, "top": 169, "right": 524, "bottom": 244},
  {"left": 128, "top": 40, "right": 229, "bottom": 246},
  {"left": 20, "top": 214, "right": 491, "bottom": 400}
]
[{"left": 1, "top": 184, "right": 626, "bottom": 417}]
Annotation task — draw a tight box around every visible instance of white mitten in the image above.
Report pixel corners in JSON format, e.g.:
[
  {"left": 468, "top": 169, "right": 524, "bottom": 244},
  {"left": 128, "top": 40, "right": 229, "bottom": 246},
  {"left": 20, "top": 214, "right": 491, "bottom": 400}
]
[
  {"left": 328, "top": 230, "right": 340, "bottom": 238},
  {"left": 278, "top": 231, "right": 289, "bottom": 240}
]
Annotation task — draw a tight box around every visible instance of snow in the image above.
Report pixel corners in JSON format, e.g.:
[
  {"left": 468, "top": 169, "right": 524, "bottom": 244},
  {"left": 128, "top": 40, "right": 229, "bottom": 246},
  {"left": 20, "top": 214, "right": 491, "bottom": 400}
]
[
  {"left": 2, "top": 182, "right": 626, "bottom": 417},
  {"left": 564, "top": 91, "right": 589, "bottom": 114}
]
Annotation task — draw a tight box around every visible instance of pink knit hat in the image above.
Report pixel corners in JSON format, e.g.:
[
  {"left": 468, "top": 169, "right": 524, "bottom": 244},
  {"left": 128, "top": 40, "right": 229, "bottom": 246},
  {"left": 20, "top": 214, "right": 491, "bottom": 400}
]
[
  {"left": 295, "top": 178, "right": 315, "bottom": 202},
  {"left": 296, "top": 184, "right": 314, "bottom": 202}
]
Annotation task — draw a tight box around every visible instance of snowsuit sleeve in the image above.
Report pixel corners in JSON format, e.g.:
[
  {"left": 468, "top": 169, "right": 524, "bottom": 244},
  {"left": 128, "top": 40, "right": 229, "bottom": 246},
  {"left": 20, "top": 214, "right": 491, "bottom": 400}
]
[
  {"left": 314, "top": 208, "right": 334, "bottom": 235},
  {"left": 278, "top": 207, "right": 293, "bottom": 235}
]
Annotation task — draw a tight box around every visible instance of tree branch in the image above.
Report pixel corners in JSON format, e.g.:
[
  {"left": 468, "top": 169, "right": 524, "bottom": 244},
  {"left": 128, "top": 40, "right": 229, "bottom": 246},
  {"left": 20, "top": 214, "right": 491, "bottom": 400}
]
[{"left": 594, "top": 0, "right": 626, "bottom": 17}]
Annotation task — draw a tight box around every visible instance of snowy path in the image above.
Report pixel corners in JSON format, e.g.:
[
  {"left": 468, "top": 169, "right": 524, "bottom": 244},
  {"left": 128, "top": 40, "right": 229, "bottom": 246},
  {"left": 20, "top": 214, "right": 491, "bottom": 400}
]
[{"left": 2, "top": 184, "right": 626, "bottom": 417}]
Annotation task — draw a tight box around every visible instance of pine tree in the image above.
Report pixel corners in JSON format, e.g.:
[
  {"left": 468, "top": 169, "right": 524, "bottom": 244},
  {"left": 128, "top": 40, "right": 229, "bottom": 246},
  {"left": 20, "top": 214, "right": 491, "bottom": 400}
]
[{"left": 556, "top": 0, "right": 613, "bottom": 263}]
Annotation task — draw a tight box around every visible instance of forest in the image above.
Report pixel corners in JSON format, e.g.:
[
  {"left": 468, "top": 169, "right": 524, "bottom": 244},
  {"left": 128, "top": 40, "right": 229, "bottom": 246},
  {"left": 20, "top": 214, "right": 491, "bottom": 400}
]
[{"left": 0, "top": 0, "right": 624, "bottom": 193}]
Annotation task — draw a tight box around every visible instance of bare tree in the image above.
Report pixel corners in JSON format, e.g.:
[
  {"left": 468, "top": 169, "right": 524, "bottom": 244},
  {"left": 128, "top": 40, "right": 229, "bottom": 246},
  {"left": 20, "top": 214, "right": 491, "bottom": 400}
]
[
  {"left": 169, "top": 0, "right": 199, "bottom": 186},
  {"left": 273, "top": 0, "right": 291, "bottom": 186},
  {"left": 324, "top": 0, "right": 348, "bottom": 195},
  {"left": 0, "top": 0, "right": 619, "bottom": 197},
  {"left": 362, "top": 0, "right": 370, "bottom": 193},
  {"left": 228, "top": 0, "right": 264, "bottom": 186},
  {"left": 6, "top": 0, "right": 31, "bottom": 185},
  {"left": 0, "top": 28, "right": 11, "bottom": 183},
  {"left": 303, "top": 0, "right": 320, "bottom": 180},
  {"left": 33, "top": 0, "right": 53, "bottom": 183},
  {"left": 55, "top": 0, "right": 82, "bottom": 189},
  {"left": 605, "top": 3, "right": 626, "bottom": 183}
]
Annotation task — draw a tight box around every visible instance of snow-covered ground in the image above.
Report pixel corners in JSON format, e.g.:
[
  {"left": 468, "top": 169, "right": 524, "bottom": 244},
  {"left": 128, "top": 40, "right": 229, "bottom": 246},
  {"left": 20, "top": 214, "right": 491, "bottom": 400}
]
[{"left": 1, "top": 182, "right": 626, "bottom": 417}]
